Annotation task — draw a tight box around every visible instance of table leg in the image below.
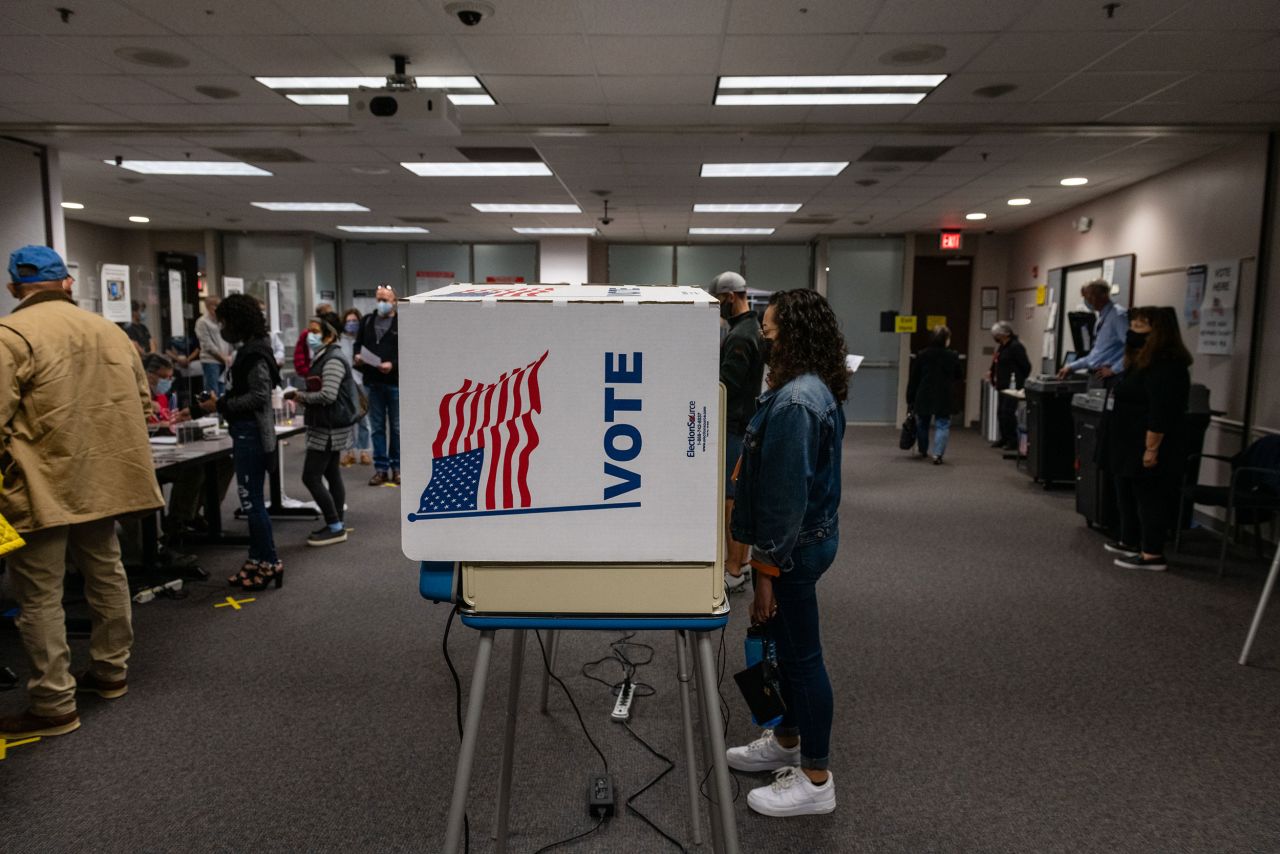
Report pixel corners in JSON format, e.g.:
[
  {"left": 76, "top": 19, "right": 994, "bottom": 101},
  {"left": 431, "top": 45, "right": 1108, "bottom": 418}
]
[
  {"left": 444, "top": 630, "right": 495, "bottom": 854},
  {"left": 494, "top": 630, "right": 526, "bottom": 852},
  {"left": 674, "top": 631, "right": 704, "bottom": 847},
  {"left": 1240, "top": 545, "right": 1280, "bottom": 665},
  {"left": 691, "top": 634, "right": 722, "bottom": 853},
  {"left": 696, "top": 632, "right": 740, "bottom": 854},
  {"left": 538, "top": 629, "right": 559, "bottom": 715}
]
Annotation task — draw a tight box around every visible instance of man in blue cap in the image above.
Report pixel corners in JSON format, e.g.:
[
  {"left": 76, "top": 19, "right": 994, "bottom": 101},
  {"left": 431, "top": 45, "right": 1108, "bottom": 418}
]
[{"left": 0, "top": 245, "right": 163, "bottom": 739}]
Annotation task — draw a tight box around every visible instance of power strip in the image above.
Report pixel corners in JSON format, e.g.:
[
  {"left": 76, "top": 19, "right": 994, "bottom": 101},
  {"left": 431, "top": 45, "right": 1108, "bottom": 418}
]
[
  {"left": 610, "top": 681, "right": 636, "bottom": 722},
  {"left": 133, "top": 578, "right": 183, "bottom": 604}
]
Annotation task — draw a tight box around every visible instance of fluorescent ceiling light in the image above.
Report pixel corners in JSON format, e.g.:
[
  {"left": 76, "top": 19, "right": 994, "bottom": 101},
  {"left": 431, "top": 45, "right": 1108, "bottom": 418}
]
[
  {"left": 1007, "top": 198, "right": 1031, "bottom": 206},
  {"left": 61, "top": 201, "right": 85, "bottom": 210},
  {"left": 448, "top": 94, "right": 496, "bottom": 105},
  {"left": 719, "top": 75, "right": 947, "bottom": 89},
  {"left": 109, "top": 160, "right": 272, "bottom": 176},
  {"left": 701, "top": 162, "right": 847, "bottom": 178},
  {"left": 337, "top": 225, "right": 429, "bottom": 233},
  {"left": 693, "top": 203, "right": 802, "bottom": 213},
  {"left": 473, "top": 203, "right": 581, "bottom": 213},
  {"left": 256, "top": 76, "right": 385, "bottom": 89},
  {"left": 716, "top": 93, "right": 927, "bottom": 106},
  {"left": 965, "top": 212, "right": 988, "bottom": 221},
  {"left": 129, "top": 216, "right": 150, "bottom": 223},
  {"left": 1060, "top": 177, "right": 1089, "bottom": 186},
  {"left": 402, "top": 162, "right": 552, "bottom": 177},
  {"left": 689, "top": 227, "right": 775, "bottom": 235},
  {"left": 288, "top": 94, "right": 348, "bottom": 106},
  {"left": 252, "top": 202, "right": 370, "bottom": 212},
  {"left": 512, "top": 227, "right": 597, "bottom": 235}
]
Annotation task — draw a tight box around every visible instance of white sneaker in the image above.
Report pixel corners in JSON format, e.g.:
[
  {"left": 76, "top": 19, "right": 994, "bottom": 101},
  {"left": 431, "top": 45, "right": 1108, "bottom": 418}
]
[
  {"left": 726, "top": 729, "right": 800, "bottom": 772},
  {"left": 724, "top": 565, "right": 751, "bottom": 594},
  {"left": 747, "top": 767, "right": 836, "bottom": 817}
]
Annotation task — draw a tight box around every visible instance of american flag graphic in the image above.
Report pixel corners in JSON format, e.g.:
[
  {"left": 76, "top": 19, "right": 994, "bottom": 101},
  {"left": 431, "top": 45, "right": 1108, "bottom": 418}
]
[{"left": 414, "top": 351, "right": 549, "bottom": 516}]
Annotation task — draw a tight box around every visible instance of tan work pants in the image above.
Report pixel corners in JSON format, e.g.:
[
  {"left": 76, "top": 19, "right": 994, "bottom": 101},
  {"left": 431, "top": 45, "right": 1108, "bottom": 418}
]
[{"left": 6, "top": 518, "right": 134, "bottom": 716}]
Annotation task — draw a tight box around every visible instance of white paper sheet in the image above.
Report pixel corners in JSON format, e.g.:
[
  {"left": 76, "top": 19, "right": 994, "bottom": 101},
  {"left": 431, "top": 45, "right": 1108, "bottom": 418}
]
[
  {"left": 359, "top": 345, "right": 381, "bottom": 367},
  {"left": 845, "top": 354, "right": 865, "bottom": 374}
]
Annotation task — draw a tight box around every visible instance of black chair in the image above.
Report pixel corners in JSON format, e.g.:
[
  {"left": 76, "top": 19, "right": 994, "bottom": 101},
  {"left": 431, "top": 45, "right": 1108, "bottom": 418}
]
[{"left": 1175, "top": 434, "right": 1280, "bottom": 576}]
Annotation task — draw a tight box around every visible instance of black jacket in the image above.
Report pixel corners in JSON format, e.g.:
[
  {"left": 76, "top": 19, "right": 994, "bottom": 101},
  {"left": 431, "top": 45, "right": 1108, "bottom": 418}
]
[
  {"left": 719, "top": 310, "right": 765, "bottom": 434},
  {"left": 1104, "top": 356, "right": 1191, "bottom": 479},
  {"left": 356, "top": 311, "right": 399, "bottom": 386},
  {"left": 907, "top": 346, "right": 962, "bottom": 417},
  {"left": 992, "top": 335, "right": 1031, "bottom": 392}
]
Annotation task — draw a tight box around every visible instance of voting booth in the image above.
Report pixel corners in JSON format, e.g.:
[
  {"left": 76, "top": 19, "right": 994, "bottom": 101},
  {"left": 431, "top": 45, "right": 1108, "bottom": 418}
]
[{"left": 400, "top": 283, "right": 725, "bottom": 615}]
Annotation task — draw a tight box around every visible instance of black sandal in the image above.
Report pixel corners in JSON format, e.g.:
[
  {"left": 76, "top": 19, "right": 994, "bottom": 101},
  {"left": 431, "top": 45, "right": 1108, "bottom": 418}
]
[
  {"left": 241, "top": 561, "right": 284, "bottom": 591},
  {"left": 227, "top": 560, "right": 258, "bottom": 587}
]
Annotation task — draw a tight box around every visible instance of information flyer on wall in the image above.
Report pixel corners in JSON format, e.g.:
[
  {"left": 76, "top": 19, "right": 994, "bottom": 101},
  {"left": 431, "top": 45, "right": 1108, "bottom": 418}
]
[
  {"left": 222, "top": 276, "right": 244, "bottom": 295},
  {"left": 1197, "top": 259, "right": 1238, "bottom": 355},
  {"left": 1184, "top": 264, "right": 1206, "bottom": 326},
  {"left": 167, "top": 270, "right": 184, "bottom": 338},
  {"left": 99, "top": 263, "right": 130, "bottom": 323}
]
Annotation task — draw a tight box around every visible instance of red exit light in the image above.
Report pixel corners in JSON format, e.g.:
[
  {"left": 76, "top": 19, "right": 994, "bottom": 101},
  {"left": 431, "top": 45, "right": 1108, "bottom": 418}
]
[{"left": 939, "top": 231, "right": 962, "bottom": 251}]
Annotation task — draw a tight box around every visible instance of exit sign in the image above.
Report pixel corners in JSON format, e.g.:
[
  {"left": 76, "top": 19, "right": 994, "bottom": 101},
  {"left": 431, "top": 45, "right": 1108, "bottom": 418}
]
[{"left": 940, "top": 231, "right": 962, "bottom": 251}]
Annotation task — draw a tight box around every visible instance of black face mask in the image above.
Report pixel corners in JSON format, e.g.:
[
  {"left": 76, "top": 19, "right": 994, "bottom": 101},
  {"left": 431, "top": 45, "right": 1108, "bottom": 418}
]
[
  {"left": 1126, "top": 330, "right": 1149, "bottom": 350},
  {"left": 719, "top": 299, "right": 734, "bottom": 321},
  {"left": 760, "top": 337, "right": 774, "bottom": 365}
]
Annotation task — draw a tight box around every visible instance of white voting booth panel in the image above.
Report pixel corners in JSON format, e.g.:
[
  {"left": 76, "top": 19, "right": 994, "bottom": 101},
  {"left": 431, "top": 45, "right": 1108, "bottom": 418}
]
[{"left": 401, "top": 284, "right": 723, "bottom": 613}]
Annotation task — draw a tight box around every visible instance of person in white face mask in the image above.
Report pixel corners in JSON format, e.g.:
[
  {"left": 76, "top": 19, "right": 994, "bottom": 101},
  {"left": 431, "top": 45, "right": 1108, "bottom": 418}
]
[{"left": 352, "top": 284, "right": 400, "bottom": 486}]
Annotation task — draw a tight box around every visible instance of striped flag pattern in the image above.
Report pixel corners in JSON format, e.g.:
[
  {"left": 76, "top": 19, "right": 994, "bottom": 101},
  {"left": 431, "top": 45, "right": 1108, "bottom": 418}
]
[{"left": 416, "top": 351, "right": 549, "bottom": 515}]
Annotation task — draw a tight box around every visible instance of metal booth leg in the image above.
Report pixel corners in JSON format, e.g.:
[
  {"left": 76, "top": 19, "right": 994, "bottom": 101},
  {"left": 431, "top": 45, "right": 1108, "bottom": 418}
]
[
  {"left": 538, "top": 629, "right": 559, "bottom": 714},
  {"left": 444, "top": 630, "right": 496, "bottom": 854},
  {"left": 674, "top": 631, "right": 704, "bottom": 847},
  {"left": 493, "top": 630, "right": 527, "bottom": 852},
  {"left": 696, "top": 632, "right": 741, "bottom": 854},
  {"left": 691, "top": 632, "right": 723, "bottom": 853},
  {"left": 1240, "top": 544, "right": 1280, "bottom": 665}
]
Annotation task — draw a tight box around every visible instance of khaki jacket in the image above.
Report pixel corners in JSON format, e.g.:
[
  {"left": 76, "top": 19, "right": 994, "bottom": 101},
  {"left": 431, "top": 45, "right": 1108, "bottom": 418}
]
[{"left": 0, "top": 290, "right": 163, "bottom": 533}]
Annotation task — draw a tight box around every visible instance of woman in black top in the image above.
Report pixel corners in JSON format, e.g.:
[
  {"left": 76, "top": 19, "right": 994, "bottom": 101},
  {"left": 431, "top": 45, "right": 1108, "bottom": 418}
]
[
  {"left": 907, "top": 325, "right": 963, "bottom": 464},
  {"left": 1103, "top": 306, "right": 1192, "bottom": 571}
]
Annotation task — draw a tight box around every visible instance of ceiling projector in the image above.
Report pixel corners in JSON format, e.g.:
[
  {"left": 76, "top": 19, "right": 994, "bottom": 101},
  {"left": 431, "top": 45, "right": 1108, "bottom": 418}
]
[{"left": 349, "top": 89, "right": 460, "bottom": 136}]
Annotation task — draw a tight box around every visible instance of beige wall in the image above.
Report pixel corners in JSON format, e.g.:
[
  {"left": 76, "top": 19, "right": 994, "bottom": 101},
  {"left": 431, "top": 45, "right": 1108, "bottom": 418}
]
[{"left": 1003, "top": 136, "right": 1275, "bottom": 494}]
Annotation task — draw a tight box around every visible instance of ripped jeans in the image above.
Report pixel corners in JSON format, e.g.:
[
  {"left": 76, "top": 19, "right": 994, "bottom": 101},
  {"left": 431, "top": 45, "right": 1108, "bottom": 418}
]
[{"left": 230, "top": 421, "right": 277, "bottom": 564}]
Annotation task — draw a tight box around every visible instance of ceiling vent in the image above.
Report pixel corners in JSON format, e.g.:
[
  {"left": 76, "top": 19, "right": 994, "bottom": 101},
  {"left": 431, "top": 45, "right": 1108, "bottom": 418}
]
[
  {"left": 195, "top": 85, "right": 240, "bottom": 100},
  {"left": 973, "top": 84, "right": 1018, "bottom": 99},
  {"left": 879, "top": 44, "right": 947, "bottom": 66},
  {"left": 398, "top": 215, "right": 450, "bottom": 224},
  {"left": 786, "top": 215, "right": 837, "bottom": 225},
  {"left": 212, "top": 147, "right": 312, "bottom": 163},
  {"left": 114, "top": 47, "right": 190, "bottom": 68},
  {"left": 456, "top": 146, "right": 544, "bottom": 162},
  {"left": 858, "top": 146, "right": 952, "bottom": 163}
]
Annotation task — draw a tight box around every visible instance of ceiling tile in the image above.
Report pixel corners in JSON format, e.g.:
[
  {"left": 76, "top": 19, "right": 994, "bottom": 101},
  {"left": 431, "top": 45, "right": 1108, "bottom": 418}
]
[
  {"left": 57, "top": 35, "right": 241, "bottom": 76},
  {"left": 457, "top": 35, "right": 596, "bottom": 74},
  {"left": 1092, "top": 32, "right": 1274, "bottom": 73},
  {"left": 720, "top": 34, "right": 857, "bottom": 74},
  {"left": 484, "top": 76, "right": 604, "bottom": 105},
  {"left": 727, "top": 0, "right": 879, "bottom": 34},
  {"left": 0, "top": 35, "right": 119, "bottom": 75},
  {"left": 502, "top": 103, "right": 611, "bottom": 124},
  {"left": 119, "top": 0, "right": 303, "bottom": 34},
  {"left": 927, "top": 72, "right": 1071, "bottom": 104},
  {"left": 846, "top": 33, "right": 997, "bottom": 73},
  {"left": 1, "top": 1, "right": 168, "bottom": 35},
  {"left": 145, "top": 75, "right": 289, "bottom": 105},
  {"left": 1147, "top": 72, "right": 1280, "bottom": 103},
  {"left": 187, "top": 35, "right": 358, "bottom": 75},
  {"left": 867, "top": 0, "right": 1028, "bottom": 33},
  {"left": 315, "top": 35, "right": 472, "bottom": 76},
  {"left": 1036, "top": 72, "right": 1190, "bottom": 103},
  {"left": 0, "top": 75, "right": 81, "bottom": 104},
  {"left": 43, "top": 75, "right": 189, "bottom": 105},
  {"left": 962, "top": 32, "right": 1131, "bottom": 73},
  {"left": 1010, "top": 0, "right": 1188, "bottom": 31},
  {"left": 269, "top": 0, "right": 442, "bottom": 34},
  {"left": 901, "top": 103, "right": 1017, "bottom": 123},
  {"left": 1154, "top": 1, "right": 1280, "bottom": 31},
  {"left": 588, "top": 36, "right": 723, "bottom": 76},
  {"left": 580, "top": 0, "right": 728, "bottom": 34},
  {"left": 1218, "top": 36, "right": 1280, "bottom": 72},
  {"left": 598, "top": 76, "right": 711, "bottom": 105}
]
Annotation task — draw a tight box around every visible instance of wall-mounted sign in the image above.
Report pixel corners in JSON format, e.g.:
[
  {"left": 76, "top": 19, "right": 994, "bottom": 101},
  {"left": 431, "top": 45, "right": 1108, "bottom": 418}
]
[
  {"left": 222, "top": 276, "right": 244, "bottom": 296},
  {"left": 926, "top": 315, "right": 947, "bottom": 329},
  {"left": 100, "top": 263, "right": 130, "bottom": 323},
  {"left": 1036, "top": 285, "right": 1047, "bottom": 306},
  {"left": 895, "top": 315, "right": 918, "bottom": 333},
  {"left": 939, "top": 231, "right": 962, "bottom": 251}
]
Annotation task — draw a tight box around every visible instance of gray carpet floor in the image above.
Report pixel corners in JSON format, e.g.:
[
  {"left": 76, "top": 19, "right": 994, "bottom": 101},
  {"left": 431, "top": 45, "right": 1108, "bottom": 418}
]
[{"left": 2, "top": 426, "right": 1279, "bottom": 853}]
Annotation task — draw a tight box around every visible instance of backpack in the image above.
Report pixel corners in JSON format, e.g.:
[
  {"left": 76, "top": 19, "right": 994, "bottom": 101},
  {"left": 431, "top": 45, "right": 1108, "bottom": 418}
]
[{"left": 309, "top": 347, "right": 367, "bottom": 429}]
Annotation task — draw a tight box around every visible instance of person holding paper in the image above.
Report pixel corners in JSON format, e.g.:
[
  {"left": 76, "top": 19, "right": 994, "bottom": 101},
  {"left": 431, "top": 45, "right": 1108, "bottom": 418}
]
[
  {"left": 1102, "top": 306, "right": 1192, "bottom": 572},
  {"left": 1057, "top": 279, "right": 1127, "bottom": 380},
  {"left": 727, "top": 288, "right": 847, "bottom": 818},
  {"left": 196, "top": 295, "right": 232, "bottom": 395},
  {"left": 354, "top": 284, "right": 401, "bottom": 486}
]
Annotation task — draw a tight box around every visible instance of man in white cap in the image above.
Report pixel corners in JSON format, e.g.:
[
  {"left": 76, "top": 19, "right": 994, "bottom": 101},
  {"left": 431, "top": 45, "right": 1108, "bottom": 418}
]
[
  {"left": 709, "top": 271, "right": 765, "bottom": 592},
  {"left": 0, "top": 245, "right": 162, "bottom": 739}
]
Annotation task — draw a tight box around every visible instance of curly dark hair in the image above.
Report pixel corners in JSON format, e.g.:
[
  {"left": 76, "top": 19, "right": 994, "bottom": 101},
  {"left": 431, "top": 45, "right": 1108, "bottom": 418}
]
[
  {"left": 765, "top": 289, "right": 848, "bottom": 402},
  {"left": 314, "top": 310, "right": 342, "bottom": 341},
  {"left": 215, "top": 293, "right": 267, "bottom": 344}
]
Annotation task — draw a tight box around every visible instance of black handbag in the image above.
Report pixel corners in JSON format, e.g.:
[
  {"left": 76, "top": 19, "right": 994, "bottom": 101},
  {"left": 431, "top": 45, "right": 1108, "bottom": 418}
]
[{"left": 899, "top": 411, "right": 918, "bottom": 450}]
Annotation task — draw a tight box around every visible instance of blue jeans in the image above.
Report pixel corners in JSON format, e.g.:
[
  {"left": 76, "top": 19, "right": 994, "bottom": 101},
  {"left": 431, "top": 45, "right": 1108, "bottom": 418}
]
[
  {"left": 355, "top": 413, "right": 371, "bottom": 451},
  {"left": 230, "top": 422, "right": 277, "bottom": 564},
  {"left": 366, "top": 383, "right": 400, "bottom": 472},
  {"left": 916, "top": 413, "right": 951, "bottom": 458},
  {"left": 201, "top": 362, "right": 225, "bottom": 396},
  {"left": 770, "top": 536, "right": 837, "bottom": 771}
]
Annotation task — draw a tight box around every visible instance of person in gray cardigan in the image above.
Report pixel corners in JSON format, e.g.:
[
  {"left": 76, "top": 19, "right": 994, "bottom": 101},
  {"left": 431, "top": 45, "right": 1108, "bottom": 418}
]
[{"left": 284, "top": 312, "right": 355, "bottom": 546}]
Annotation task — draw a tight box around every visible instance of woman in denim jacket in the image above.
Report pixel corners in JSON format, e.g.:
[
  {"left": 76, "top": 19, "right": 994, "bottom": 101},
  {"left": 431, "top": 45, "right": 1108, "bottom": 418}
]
[{"left": 726, "top": 288, "right": 847, "bottom": 817}]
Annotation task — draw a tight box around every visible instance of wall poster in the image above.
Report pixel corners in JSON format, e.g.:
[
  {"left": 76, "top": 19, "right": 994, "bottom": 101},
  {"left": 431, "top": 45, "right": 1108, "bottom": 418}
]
[
  {"left": 100, "top": 263, "right": 130, "bottom": 323},
  {"left": 1197, "top": 259, "right": 1238, "bottom": 355}
]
